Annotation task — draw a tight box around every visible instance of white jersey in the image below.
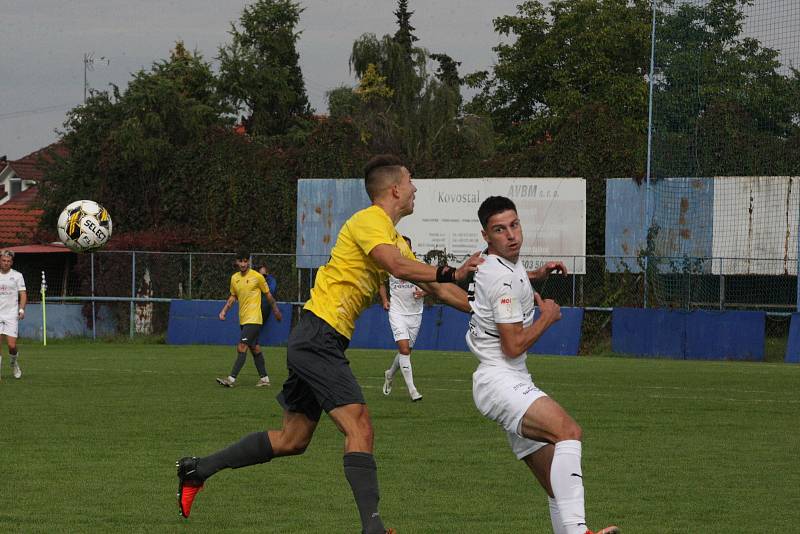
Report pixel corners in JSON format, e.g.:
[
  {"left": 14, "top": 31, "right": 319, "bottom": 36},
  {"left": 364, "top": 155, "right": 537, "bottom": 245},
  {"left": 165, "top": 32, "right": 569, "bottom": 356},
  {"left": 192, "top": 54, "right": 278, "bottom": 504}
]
[
  {"left": 0, "top": 268, "right": 26, "bottom": 318},
  {"left": 466, "top": 252, "right": 535, "bottom": 372},
  {"left": 388, "top": 275, "right": 424, "bottom": 315}
]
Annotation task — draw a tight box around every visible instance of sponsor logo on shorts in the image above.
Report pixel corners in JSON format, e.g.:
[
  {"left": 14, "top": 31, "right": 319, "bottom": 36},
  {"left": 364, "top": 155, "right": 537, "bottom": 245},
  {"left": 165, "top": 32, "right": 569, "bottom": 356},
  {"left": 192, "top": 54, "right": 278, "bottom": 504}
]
[{"left": 512, "top": 382, "right": 536, "bottom": 395}]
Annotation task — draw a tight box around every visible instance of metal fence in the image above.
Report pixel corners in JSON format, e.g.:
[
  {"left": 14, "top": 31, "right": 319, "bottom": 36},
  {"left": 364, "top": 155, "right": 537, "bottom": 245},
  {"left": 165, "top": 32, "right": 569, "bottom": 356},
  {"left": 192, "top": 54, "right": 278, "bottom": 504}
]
[{"left": 15, "top": 250, "right": 797, "bottom": 342}]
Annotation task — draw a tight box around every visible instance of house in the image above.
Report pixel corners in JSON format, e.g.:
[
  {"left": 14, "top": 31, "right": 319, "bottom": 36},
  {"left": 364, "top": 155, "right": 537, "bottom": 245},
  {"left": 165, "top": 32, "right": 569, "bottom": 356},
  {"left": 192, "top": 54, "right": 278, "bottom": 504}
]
[{"left": 0, "top": 143, "right": 66, "bottom": 246}]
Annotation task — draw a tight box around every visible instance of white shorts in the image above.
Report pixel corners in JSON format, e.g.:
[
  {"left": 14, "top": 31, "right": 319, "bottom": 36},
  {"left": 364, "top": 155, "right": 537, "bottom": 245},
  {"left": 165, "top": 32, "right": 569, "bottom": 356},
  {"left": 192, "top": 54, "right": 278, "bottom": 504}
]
[
  {"left": 472, "top": 364, "right": 549, "bottom": 460},
  {"left": 0, "top": 316, "right": 19, "bottom": 338},
  {"left": 388, "top": 312, "right": 422, "bottom": 346}
]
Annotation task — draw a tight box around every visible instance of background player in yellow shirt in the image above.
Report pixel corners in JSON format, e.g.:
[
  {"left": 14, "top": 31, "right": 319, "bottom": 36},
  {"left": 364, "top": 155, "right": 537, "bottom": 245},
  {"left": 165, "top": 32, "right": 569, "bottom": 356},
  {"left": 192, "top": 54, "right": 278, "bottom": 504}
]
[
  {"left": 176, "top": 155, "right": 482, "bottom": 533},
  {"left": 216, "top": 252, "right": 282, "bottom": 387}
]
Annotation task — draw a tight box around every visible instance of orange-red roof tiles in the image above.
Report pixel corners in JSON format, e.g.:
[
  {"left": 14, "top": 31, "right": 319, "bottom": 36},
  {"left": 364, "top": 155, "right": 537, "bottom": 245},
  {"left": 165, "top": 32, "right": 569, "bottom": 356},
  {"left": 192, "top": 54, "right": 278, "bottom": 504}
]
[{"left": 0, "top": 187, "right": 43, "bottom": 246}]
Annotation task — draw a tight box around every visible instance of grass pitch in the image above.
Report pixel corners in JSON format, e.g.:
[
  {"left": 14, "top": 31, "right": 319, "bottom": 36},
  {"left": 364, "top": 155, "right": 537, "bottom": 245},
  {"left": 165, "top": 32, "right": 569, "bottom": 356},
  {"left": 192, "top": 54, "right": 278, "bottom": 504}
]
[{"left": 1, "top": 342, "right": 798, "bottom": 533}]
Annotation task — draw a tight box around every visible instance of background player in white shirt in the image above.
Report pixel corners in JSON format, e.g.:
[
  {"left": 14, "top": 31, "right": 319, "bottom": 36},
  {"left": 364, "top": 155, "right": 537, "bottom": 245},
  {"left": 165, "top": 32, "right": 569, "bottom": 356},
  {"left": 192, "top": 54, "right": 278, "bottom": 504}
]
[
  {"left": 0, "top": 250, "right": 27, "bottom": 380},
  {"left": 466, "top": 196, "right": 618, "bottom": 534},
  {"left": 379, "top": 236, "right": 426, "bottom": 401}
]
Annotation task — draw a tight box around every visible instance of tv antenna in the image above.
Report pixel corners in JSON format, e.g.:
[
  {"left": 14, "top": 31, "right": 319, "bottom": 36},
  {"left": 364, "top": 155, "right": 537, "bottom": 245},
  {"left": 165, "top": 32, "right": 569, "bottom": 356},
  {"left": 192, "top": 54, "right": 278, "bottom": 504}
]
[{"left": 83, "top": 52, "right": 110, "bottom": 103}]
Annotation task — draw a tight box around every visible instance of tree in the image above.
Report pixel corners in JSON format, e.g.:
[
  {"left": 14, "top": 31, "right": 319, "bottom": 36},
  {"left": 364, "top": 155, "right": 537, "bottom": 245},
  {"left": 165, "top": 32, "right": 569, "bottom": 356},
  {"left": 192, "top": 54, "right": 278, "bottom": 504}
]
[
  {"left": 465, "top": 0, "right": 652, "bottom": 254},
  {"left": 394, "top": 0, "right": 419, "bottom": 58},
  {"left": 217, "top": 0, "right": 311, "bottom": 137},
  {"left": 652, "top": 0, "right": 800, "bottom": 177},
  {"left": 466, "top": 0, "right": 651, "bottom": 146},
  {"left": 40, "top": 42, "right": 233, "bottom": 238},
  {"left": 339, "top": 1, "right": 495, "bottom": 166}
]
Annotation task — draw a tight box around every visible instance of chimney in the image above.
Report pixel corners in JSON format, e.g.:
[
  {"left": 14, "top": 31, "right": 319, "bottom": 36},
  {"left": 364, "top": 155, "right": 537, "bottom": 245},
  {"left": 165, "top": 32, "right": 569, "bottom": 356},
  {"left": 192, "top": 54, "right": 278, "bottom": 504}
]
[{"left": 8, "top": 177, "right": 22, "bottom": 199}]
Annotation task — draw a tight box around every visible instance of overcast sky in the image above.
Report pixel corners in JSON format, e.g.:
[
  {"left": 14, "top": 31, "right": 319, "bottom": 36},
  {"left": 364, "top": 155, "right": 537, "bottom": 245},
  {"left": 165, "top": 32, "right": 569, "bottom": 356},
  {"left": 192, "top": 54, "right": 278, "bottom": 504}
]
[
  {"left": 3, "top": 1, "right": 796, "bottom": 161},
  {"left": 0, "top": 0, "right": 529, "bottom": 159}
]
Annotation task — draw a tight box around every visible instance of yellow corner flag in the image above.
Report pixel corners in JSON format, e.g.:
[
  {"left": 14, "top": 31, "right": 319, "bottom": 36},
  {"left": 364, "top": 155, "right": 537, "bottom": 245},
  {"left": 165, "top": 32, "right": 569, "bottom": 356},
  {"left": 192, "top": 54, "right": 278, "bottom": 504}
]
[{"left": 41, "top": 271, "right": 47, "bottom": 346}]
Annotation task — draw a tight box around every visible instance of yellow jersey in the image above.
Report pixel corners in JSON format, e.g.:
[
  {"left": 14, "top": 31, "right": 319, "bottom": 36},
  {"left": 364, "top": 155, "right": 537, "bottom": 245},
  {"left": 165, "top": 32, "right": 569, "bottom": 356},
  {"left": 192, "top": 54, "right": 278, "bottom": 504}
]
[
  {"left": 230, "top": 269, "right": 270, "bottom": 325},
  {"left": 305, "top": 205, "right": 416, "bottom": 339}
]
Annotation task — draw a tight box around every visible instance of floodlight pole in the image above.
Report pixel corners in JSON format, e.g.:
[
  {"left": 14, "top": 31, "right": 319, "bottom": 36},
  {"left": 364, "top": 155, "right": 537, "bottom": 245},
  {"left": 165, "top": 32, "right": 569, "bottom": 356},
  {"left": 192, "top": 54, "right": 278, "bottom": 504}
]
[{"left": 644, "top": 1, "right": 658, "bottom": 309}]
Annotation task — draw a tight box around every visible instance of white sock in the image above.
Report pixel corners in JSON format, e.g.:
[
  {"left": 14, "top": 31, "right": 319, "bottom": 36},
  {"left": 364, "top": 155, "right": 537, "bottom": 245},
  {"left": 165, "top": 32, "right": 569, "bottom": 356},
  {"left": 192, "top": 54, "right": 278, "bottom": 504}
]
[
  {"left": 388, "top": 353, "right": 401, "bottom": 377},
  {"left": 398, "top": 354, "right": 416, "bottom": 393},
  {"left": 550, "top": 440, "right": 587, "bottom": 534},
  {"left": 228, "top": 375, "right": 236, "bottom": 383},
  {"left": 10, "top": 353, "right": 17, "bottom": 364},
  {"left": 549, "top": 496, "right": 568, "bottom": 534}
]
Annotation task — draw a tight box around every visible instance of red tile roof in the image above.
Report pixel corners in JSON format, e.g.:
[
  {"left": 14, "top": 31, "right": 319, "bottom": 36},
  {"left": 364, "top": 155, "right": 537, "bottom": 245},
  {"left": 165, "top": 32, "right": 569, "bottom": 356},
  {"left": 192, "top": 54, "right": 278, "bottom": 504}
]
[
  {"left": 6, "top": 142, "right": 67, "bottom": 181},
  {"left": 0, "top": 187, "right": 44, "bottom": 246}
]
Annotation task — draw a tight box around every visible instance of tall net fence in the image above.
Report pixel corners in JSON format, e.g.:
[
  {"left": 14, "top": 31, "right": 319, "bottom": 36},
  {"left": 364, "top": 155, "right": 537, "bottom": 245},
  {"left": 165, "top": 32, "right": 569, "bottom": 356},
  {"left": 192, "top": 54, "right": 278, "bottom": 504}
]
[{"left": 648, "top": 0, "right": 800, "bottom": 310}]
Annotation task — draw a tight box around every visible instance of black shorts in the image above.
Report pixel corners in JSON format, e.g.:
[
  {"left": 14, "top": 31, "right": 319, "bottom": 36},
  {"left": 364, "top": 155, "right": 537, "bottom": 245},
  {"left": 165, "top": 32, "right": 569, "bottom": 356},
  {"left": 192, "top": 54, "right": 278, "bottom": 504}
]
[
  {"left": 239, "top": 323, "right": 262, "bottom": 347},
  {"left": 277, "top": 311, "right": 364, "bottom": 422}
]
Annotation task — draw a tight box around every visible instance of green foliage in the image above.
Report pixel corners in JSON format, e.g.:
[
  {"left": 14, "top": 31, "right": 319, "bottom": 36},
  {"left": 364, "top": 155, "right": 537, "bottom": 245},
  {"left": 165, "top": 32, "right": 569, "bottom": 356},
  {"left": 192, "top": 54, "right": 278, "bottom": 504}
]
[
  {"left": 465, "top": 0, "right": 651, "bottom": 253},
  {"left": 393, "top": 0, "right": 419, "bottom": 56},
  {"left": 327, "top": 85, "right": 361, "bottom": 119},
  {"left": 343, "top": 4, "right": 494, "bottom": 170},
  {"left": 217, "top": 0, "right": 312, "bottom": 137},
  {"left": 40, "top": 43, "right": 233, "bottom": 239},
  {"left": 467, "top": 0, "right": 651, "bottom": 142},
  {"left": 652, "top": 0, "right": 800, "bottom": 177}
]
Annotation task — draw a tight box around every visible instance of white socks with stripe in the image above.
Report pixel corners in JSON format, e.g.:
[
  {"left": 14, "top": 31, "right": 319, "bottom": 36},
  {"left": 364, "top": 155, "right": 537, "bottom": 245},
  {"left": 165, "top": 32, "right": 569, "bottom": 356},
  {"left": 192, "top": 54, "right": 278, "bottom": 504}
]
[
  {"left": 550, "top": 440, "right": 587, "bottom": 534},
  {"left": 397, "top": 354, "right": 417, "bottom": 394}
]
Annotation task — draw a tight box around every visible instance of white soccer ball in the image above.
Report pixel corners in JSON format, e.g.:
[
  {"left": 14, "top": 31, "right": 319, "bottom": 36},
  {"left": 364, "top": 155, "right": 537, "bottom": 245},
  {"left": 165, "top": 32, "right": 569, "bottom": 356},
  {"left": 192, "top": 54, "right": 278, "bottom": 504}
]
[{"left": 57, "top": 200, "right": 113, "bottom": 252}]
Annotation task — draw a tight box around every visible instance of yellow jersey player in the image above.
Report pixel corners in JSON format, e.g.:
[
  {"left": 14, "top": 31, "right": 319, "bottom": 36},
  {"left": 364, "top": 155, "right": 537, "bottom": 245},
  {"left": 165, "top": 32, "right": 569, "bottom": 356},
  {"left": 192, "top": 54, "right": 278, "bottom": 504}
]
[
  {"left": 176, "top": 154, "right": 482, "bottom": 533},
  {"left": 217, "top": 252, "right": 282, "bottom": 387}
]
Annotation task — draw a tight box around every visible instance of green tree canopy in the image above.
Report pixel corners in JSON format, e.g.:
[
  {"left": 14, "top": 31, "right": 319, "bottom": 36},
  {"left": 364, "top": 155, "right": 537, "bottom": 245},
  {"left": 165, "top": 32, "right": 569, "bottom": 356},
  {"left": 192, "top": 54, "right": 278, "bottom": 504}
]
[
  {"left": 40, "top": 43, "right": 233, "bottom": 237},
  {"left": 467, "top": 0, "right": 651, "bottom": 145},
  {"left": 652, "top": 0, "right": 800, "bottom": 177},
  {"left": 217, "top": 0, "right": 311, "bottom": 138}
]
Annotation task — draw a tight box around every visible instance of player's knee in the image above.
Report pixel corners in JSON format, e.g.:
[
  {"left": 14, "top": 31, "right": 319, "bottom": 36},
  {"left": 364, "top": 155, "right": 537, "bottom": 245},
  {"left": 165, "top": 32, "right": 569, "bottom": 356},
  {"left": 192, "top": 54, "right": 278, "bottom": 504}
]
[
  {"left": 278, "top": 434, "right": 312, "bottom": 456},
  {"left": 561, "top": 421, "right": 582, "bottom": 442}
]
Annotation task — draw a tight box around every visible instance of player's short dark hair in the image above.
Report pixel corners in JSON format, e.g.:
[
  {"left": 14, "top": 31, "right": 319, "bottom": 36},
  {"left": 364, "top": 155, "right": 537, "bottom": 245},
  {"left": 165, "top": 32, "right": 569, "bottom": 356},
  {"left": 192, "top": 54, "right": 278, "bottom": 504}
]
[
  {"left": 235, "top": 251, "right": 250, "bottom": 260},
  {"left": 478, "top": 196, "right": 517, "bottom": 229},
  {"left": 364, "top": 154, "right": 405, "bottom": 201},
  {"left": 402, "top": 235, "right": 412, "bottom": 246}
]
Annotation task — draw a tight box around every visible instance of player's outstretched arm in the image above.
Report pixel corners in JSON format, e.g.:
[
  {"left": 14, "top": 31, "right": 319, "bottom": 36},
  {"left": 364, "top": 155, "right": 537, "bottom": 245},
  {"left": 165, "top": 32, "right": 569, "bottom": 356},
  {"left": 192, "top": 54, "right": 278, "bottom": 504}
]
[
  {"left": 416, "top": 282, "right": 470, "bottom": 313},
  {"left": 527, "top": 261, "right": 568, "bottom": 282},
  {"left": 496, "top": 293, "right": 562, "bottom": 357},
  {"left": 369, "top": 245, "right": 482, "bottom": 284}
]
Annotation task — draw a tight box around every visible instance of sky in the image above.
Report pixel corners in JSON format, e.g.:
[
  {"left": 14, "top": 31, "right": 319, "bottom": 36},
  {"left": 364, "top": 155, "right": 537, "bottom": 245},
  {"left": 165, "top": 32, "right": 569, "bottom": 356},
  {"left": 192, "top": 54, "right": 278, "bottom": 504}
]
[
  {"left": 0, "top": 0, "right": 526, "bottom": 159},
  {"left": 3, "top": 1, "right": 797, "bottom": 161}
]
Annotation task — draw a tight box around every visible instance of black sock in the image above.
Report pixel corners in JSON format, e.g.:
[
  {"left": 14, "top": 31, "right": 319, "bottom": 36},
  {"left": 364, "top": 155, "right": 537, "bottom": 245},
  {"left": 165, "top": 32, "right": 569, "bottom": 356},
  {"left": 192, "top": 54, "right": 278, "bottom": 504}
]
[
  {"left": 197, "top": 432, "right": 274, "bottom": 480},
  {"left": 343, "top": 452, "right": 385, "bottom": 534},
  {"left": 253, "top": 352, "right": 268, "bottom": 377},
  {"left": 230, "top": 351, "right": 247, "bottom": 378}
]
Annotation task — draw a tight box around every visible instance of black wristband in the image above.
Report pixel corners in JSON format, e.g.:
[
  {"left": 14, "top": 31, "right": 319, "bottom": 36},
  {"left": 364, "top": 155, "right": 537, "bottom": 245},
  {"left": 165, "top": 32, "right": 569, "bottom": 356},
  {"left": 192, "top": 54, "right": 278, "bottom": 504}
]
[{"left": 436, "top": 265, "right": 457, "bottom": 283}]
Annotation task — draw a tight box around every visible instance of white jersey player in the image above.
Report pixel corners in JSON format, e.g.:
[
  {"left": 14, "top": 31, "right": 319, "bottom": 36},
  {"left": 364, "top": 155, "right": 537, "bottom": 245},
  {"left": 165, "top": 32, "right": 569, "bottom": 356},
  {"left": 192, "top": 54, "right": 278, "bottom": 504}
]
[
  {"left": 466, "top": 196, "right": 618, "bottom": 534},
  {"left": 0, "top": 250, "right": 27, "bottom": 380},
  {"left": 380, "top": 236, "right": 426, "bottom": 401}
]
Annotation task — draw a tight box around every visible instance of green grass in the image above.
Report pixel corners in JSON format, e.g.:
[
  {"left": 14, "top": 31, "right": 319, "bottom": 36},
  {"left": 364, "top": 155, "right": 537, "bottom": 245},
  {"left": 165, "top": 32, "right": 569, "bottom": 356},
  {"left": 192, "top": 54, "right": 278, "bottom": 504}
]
[{"left": 2, "top": 342, "right": 799, "bottom": 533}]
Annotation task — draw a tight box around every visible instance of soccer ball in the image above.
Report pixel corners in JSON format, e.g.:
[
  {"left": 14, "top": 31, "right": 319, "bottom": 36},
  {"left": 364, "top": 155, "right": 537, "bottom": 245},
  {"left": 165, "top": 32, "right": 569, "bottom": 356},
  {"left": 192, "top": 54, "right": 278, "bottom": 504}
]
[{"left": 57, "top": 200, "right": 113, "bottom": 252}]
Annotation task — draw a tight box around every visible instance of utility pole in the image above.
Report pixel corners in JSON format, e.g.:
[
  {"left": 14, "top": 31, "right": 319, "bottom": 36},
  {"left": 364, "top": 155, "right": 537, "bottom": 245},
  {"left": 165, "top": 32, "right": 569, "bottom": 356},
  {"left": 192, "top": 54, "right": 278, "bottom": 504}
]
[{"left": 83, "top": 52, "right": 109, "bottom": 104}]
